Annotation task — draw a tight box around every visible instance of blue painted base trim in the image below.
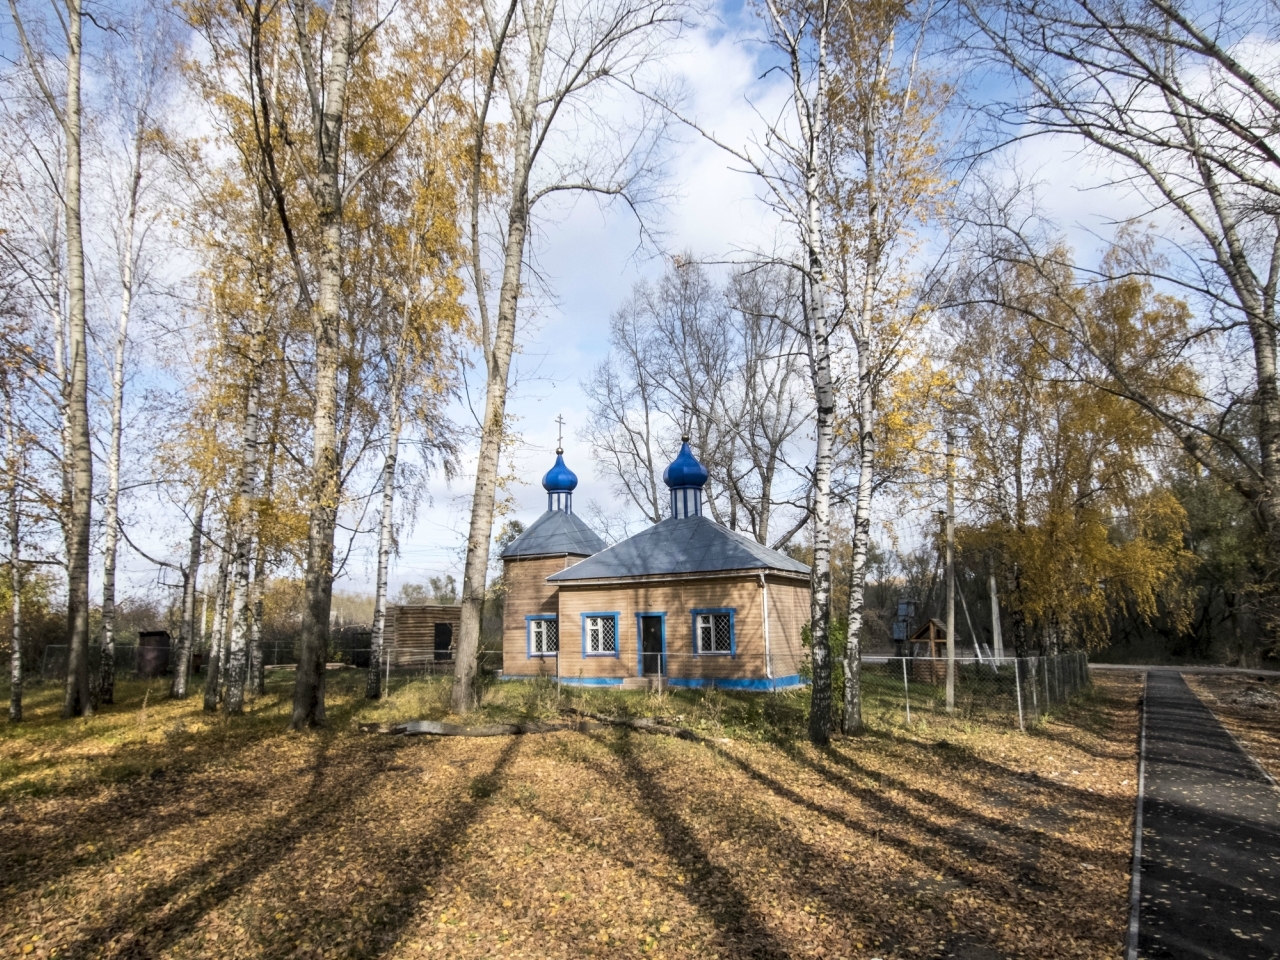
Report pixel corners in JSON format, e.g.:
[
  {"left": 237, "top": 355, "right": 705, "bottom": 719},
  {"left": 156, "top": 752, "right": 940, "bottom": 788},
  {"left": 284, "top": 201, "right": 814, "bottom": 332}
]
[
  {"left": 667, "top": 674, "right": 806, "bottom": 691},
  {"left": 497, "top": 674, "right": 806, "bottom": 691}
]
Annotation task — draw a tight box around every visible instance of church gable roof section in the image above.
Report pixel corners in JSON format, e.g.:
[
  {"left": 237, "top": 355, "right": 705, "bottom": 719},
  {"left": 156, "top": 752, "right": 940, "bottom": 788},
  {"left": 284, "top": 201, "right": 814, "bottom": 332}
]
[
  {"left": 500, "top": 508, "right": 607, "bottom": 560},
  {"left": 546, "top": 514, "right": 811, "bottom": 582}
]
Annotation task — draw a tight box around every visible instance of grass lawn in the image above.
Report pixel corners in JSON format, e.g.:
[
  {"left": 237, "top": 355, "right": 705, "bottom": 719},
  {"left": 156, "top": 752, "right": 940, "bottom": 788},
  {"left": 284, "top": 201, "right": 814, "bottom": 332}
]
[{"left": 1, "top": 669, "right": 1141, "bottom": 960}]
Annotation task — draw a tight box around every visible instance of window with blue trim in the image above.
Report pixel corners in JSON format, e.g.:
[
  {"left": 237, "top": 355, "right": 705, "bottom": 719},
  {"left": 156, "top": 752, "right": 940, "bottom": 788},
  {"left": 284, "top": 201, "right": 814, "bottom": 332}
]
[
  {"left": 582, "top": 614, "right": 618, "bottom": 655},
  {"left": 528, "top": 616, "right": 558, "bottom": 656},
  {"left": 692, "top": 609, "right": 734, "bottom": 654}
]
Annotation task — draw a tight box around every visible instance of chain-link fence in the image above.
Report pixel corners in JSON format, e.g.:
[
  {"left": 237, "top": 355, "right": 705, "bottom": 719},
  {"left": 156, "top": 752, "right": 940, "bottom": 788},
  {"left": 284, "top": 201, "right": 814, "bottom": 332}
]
[
  {"left": 38, "top": 641, "right": 502, "bottom": 689},
  {"left": 376, "top": 647, "right": 502, "bottom": 695},
  {"left": 40, "top": 644, "right": 173, "bottom": 680},
  {"left": 857, "top": 653, "right": 1090, "bottom": 730},
  {"left": 40, "top": 647, "right": 157, "bottom": 686}
]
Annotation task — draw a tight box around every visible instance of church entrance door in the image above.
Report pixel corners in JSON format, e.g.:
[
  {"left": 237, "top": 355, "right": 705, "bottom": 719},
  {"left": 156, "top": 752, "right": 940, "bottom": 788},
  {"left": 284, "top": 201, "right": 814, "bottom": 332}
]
[{"left": 640, "top": 616, "right": 664, "bottom": 676}]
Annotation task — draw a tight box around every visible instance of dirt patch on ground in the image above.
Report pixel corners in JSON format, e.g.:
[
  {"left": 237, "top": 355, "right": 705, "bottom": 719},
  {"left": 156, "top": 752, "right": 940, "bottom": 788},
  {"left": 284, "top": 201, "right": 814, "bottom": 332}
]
[
  {"left": 1183, "top": 673, "right": 1280, "bottom": 782},
  {"left": 0, "top": 673, "right": 1141, "bottom": 960}
]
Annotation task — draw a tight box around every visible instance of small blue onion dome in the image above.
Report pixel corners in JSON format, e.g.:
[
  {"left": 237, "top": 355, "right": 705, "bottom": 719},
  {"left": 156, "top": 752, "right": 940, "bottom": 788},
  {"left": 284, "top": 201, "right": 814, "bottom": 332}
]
[
  {"left": 542, "top": 448, "right": 579, "bottom": 492},
  {"left": 663, "top": 436, "right": 708, "bottom": 489}
]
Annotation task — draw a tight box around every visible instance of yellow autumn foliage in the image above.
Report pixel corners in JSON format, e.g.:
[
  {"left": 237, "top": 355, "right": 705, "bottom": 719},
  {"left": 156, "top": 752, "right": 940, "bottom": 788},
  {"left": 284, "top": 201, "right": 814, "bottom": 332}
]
[{"left": 951, "top": 250, "right": 1199, "bottom": 650}]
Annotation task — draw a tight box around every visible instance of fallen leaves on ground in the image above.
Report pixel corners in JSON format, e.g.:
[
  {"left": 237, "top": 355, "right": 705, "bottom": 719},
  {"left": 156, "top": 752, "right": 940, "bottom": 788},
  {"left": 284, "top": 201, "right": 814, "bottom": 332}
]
[
  {"left": 0, "top": 672, "right": 1141, "bottom": 960},
  {"left": 1184, "top": 673, "right": 1280, "bottom": 782}
]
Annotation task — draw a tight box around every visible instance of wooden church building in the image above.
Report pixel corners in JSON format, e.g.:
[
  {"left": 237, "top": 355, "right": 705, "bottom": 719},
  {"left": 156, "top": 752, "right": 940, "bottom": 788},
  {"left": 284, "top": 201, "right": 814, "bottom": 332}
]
[{"left": 500, "top": 439, "right": 810, "bottom": 690}]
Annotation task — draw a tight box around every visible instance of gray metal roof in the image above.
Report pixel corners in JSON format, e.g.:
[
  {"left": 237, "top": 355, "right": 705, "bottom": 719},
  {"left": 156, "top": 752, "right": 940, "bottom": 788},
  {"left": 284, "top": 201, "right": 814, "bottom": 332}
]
[
  {"left": 547, "top": 515, "right": 811, "bottom": 581},
  {"left": 500, "top": 509, "right": 606, "bottom": 560}
]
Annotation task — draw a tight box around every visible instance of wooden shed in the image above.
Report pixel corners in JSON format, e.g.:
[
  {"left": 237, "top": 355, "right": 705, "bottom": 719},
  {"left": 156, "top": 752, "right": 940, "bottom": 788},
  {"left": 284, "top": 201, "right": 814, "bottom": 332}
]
[
  {"left": 387, "top": 604, "right": 462, "bottom": 668},
  {"left": 137, "top": 630, "right": 171, "bottom": 677}
]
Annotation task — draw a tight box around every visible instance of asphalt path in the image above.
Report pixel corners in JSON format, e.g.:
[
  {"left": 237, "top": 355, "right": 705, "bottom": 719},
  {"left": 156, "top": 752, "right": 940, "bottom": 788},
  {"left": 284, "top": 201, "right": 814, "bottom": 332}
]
[{"left": 1136, "top": 671, "right": 1280, "bottom": 959}]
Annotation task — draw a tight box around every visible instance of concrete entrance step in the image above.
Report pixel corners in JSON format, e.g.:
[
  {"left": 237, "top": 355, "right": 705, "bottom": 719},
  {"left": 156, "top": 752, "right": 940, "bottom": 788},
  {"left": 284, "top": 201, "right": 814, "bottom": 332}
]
[{"left": 620, "top": 677, "right": 666, "bottom": 691}]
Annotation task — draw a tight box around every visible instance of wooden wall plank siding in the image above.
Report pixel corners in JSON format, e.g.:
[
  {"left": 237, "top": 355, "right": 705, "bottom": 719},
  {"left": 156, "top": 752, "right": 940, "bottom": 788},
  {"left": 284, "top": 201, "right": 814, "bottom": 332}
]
[
  {"left": 762, "top": 577, "right": 808, "bottom": 679},
  {"left": 387, "top": 605, "right": 462, "bottom": 667},
  {"left": 554, "top": 573, "right": 810, "bottom": 684},
  {"left": 501, "top": 555, "right": 587, "bottom": 678}
]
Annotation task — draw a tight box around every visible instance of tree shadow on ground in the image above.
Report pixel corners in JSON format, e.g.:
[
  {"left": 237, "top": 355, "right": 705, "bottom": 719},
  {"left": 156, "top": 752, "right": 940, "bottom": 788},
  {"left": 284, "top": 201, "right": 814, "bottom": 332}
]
[
  {"left": 604, "top": 732, "right": 794, "bottom": 959},
  {"left": 50, "top": 736, "right": 520, "bottom": 959},
  {"left": 0, "top": 679, "right": 392, "bottom": 904},
  {"left": 813, "top": 742, "right": 1124, "bottom": 860}
]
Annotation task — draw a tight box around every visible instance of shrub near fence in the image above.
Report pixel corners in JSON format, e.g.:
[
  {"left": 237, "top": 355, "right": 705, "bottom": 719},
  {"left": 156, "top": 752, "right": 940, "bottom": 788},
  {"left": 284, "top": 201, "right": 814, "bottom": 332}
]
[{"left": 860, "top": 652, "right": 1090, "bottom": 730}]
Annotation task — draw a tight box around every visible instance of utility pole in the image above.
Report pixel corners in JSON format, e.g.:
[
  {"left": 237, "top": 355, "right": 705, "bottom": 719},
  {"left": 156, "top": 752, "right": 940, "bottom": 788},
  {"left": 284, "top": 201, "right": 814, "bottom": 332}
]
[
  {"left": 989, "top": 574, "right": 1003, "bottom": 660},
  {"left": 945, "top": 430, "right": 955, "bottom": 714}
]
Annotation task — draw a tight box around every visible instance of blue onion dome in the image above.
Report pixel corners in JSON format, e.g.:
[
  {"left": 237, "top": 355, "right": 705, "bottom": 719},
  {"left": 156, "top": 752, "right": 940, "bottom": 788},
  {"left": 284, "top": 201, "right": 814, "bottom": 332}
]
[
  {"left": 542, "top": 448, "right": 579, "bottom": 493},
  {"left": 663, "top": 436, "right": 708, "bottom": 489}
]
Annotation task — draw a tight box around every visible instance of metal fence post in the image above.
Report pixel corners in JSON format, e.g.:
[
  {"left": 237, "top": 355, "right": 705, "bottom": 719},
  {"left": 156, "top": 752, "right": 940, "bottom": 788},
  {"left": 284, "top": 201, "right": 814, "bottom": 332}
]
[
  {"left": 902, "top": 657, "right": 911, "bottom": 725},
  {"left": 1014, "top": 657, "right": 1025, "bottom": 732},
  {"left": 1030, "top": 658, "right": 1039, "bottom": 718}
]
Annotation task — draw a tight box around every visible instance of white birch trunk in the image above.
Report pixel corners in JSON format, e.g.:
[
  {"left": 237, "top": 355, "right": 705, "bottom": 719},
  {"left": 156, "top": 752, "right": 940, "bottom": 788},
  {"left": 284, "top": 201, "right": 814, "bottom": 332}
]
[
  {"left": 789, "top": 1, "right": 836, "bottom": 746},
  {"left": 369, "top": 272, "right": 414, "bottom": 699},
  {"left": 251, "top": 388, "right": 281, "bottom": 697},
  {"left": 842, "top": 376, "right": 875, "bottom": 734},
  {"left": 62, "top": 0, "right": 93, "bottom": 719},
  {"left": 246, "top": 540, "right": 262, "bottom": 695},
  {"left": 453, "top": 211, "right": 530, "bottom": 712},
  {"left": 453, "top": 3, "right": 551, "bottom": 712},
  {"left": 6, "top": 384, "right": 21, "bottom": 723},
  {"left": 804, "top": 244, "right": 836, "bottom": 745},
  {"left": 945, "top": 430, "right": 956, "bottom": 713},
  {"left": 291, "top": 0, "right": 354, "bottom": 730},
  {"left": 204, "top": 541, "right": 230, "bottom": 712},
  {"left": 96, "top": 152, "right": 141, "bottom": 706},
  {"left": 223, "top": 312, "right": 266, "bottom": 714},
  {"left": 369, "top": 409, "right": 400, "bottom": 699},
  {"left": 839, "top": 39, "right": 897, "bottom": 735},
  {"left": 170, "top": 489, "right": 206, "bottom": 699},
  {"left": 840, "top": 111, "right": 883, "bottom": 734}
]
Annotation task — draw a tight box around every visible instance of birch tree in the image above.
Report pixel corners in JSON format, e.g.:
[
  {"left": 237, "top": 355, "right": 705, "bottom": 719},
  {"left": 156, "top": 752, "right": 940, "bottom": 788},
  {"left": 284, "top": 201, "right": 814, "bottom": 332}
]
[
  {"left": 221, "top": 307, "right": 267, "bottom": 714},
  {"left": 203, "top": 536, "right": 230, "bottom": 712},
  {"left": 8, "top": 0, "right": 94, "bottom": 717},
  {"left": 183, "top": 0, "right": 463, "bottom": 726},
  {"left": 672, "top": 0, "right": 840, "bottom": 742},
  {"left": 170, "top": 488, "right": 206, "bottom": 698},
  {"left": 961, "top": 0, "right": 1280, "bottom": 640},
  {"left": 828, "top": 0, "right": 950, "bottom": 733},
  {"left": 365, "top": 147, "right": 466, "bottom": 701},
  {"left": 4, "top": 375, "right": 22, "bottom": 722},
  {"left": 95, "top": 19, "right": 173, "bottom": 705},
  {"left": 451, "top": 0, "right": 680, "bottom": 712}
]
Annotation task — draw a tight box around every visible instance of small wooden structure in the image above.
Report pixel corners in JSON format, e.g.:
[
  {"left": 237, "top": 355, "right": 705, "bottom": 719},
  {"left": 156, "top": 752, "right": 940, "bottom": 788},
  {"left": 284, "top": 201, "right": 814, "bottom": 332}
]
[
  {"left": 137, "top": 631, "right": 171, "bottom": 677},
  {"left": 909, "top": 619, "right": 948, "bottom": 684},
  {"left": 387, "top": 604, "right": 462, "bottom": 667}
]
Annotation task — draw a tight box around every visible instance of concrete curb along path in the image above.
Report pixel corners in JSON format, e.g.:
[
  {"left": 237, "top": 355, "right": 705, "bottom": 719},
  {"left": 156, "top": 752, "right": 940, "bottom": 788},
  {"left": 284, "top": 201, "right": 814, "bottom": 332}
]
[
  {"left": 1130, "top": 670, "right": 1280, "bottom": 960},
  {"left": 1127, "top": 672, "right": 1148, "bottom": 960}
]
